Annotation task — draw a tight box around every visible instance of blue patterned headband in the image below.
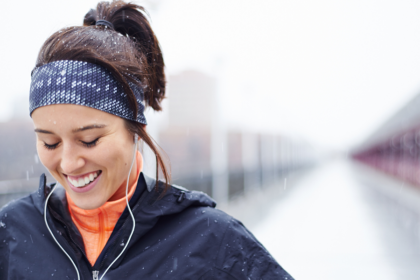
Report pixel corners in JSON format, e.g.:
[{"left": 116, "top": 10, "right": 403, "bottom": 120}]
[{"left": 29, "top": 60, "right": 147, "bottom": 125}]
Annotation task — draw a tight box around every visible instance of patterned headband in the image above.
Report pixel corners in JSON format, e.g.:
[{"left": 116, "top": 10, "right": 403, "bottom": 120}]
[{"left": 29, "top": 60, "right": 147, "bottom": 125}]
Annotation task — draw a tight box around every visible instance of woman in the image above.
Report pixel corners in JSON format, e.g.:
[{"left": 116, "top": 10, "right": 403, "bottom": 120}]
[{"left": 0, "top": 1, "right": 293, "bottom": 279}]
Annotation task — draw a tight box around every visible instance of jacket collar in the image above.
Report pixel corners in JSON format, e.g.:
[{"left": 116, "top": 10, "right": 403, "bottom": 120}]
[
  {"left": 31, "top": 172, "right": 217, "bottom": 270},
  {"left": 97, "top": 173, "right": 216, "bottom": 269},
  {"left": 31, "top": 172, "right": 152, "bottom": 216},
  {"left": 32, "top": 172, "right": 216, "bottom": 215},
  {"left": 32, "top": 173, "right": 50, "bottom": 215}
]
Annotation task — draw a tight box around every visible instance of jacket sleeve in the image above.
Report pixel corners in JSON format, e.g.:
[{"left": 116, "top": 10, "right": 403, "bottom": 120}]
[{"left": 214, "top": 218, "right": 294, "bottom": 280}]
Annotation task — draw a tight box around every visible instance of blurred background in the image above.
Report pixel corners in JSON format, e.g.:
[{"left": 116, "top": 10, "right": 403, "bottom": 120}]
[{"left": 1, "top": 0, "right": 420, "bottom": 279}]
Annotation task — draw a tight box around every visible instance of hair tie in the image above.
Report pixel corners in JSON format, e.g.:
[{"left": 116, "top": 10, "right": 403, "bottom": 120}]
[{"left": 96, "top": 20, "right": 114, "bottom": 30}]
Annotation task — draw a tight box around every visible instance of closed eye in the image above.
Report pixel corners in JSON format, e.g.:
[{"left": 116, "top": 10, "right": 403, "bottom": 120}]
[
  {"left": 43, "top": 142, "right": 60, "bottom": 150},
  {"left": 82, "top": 138, "right": 100, "bottom": 148}
]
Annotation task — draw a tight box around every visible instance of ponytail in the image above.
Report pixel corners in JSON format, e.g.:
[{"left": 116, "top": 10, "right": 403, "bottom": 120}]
[{"left": 83, "top": 1, "right": 166, "bottom": 111}]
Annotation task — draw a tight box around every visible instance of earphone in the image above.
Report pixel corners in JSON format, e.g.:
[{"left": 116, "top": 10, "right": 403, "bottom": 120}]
[
  {"left": 45, "top": 132, "right": 140, "bottom": 280},
  {"left": 99, "top": 133, "right": 138, "bottom": 280}
]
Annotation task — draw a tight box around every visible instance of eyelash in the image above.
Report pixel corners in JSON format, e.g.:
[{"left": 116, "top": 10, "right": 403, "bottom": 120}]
[
  {"left": 43, "top": 142, "right": 59, "bottom": 150},
  {"left": 43, "top": 138, "right": 100, "bottom": 150},
  {"left": 82, "top": 138, "right": 99, "bottom": 148}
]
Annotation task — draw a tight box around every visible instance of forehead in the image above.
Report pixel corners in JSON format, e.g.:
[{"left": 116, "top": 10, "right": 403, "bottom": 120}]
[{"left": 31, "top": 104, "right": 123, "bottom": 129}]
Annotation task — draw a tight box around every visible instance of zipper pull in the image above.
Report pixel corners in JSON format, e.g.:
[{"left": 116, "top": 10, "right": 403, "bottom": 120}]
[{"left": 93, "top": 270, "right": 99, "bottom": 280}]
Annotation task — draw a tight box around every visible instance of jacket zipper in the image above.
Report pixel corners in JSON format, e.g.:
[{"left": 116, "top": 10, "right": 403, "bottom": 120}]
[
  {"left": 93, "top": 270, "right": 99, "bottom": 280},
  {"left": 97, "top": 214, "right": 130, "bottom": 270},
  {"left": 97, "top": 198, "right": 142, "bottom": 270}
]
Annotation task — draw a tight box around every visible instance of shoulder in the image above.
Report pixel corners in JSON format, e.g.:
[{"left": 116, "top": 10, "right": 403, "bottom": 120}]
[
  {"left": 0, "top": 174, "right": 49, "bottom": 222},
  {"left": 143, "top": 178, "right": 295, "bottom": 279},
  {"left": 160, "top": 184, "right": 231, "bottom": 230},
  {"left": 211, "top": 211, "right": 293, "bottom": 279},
  {"left": 157, "top": 182, "right": 250, "bottom": 241},
  {"left": 167, "top": 206, "right": 293, "bottom": 279},
  {"left": 0, "top": 192, "right": 41, "bottom": 267},
  {"left": 0, "top": 192, "right": 42, "bottom": 237},
  {"left": 174, "top": 204, "right": 239, "bottom": 242},
  {"left": 0, "top": 192, "right": 38, "bottom": 220}
]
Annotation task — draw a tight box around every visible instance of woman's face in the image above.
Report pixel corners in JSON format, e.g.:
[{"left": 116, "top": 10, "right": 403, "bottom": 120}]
[{"left": 32, "top": 104, "right": 138, "bottom": 210}]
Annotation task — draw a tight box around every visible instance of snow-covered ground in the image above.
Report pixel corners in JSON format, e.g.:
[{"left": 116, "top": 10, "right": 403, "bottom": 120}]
[{"left": 226, "top": 159, "right": 420, "bottom": 280}]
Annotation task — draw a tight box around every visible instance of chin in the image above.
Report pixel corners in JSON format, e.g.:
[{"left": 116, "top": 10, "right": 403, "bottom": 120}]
[
  {"left": 69, "top": 192, "right": 106, "bottom": 210},
  {"left": 75, "top": 199, "right": 104, "bottom": 210}
]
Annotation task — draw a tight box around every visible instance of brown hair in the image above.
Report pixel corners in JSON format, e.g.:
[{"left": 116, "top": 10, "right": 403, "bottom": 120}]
[{"left": 35, "top": 0, "right": 170, "bottom": 192}]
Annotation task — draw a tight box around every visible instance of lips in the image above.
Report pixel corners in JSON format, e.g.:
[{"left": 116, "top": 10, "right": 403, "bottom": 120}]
[
  {"left": 65, "top": 171, "right": 102, "bottom": 193},
  {"left": 67, "top": 171, "right": 101, "bottom": 188}
]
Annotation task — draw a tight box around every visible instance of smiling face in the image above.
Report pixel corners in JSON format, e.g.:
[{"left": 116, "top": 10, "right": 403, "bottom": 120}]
[{"left": 32, "top": 104, "right": 139, "bottom": 210}]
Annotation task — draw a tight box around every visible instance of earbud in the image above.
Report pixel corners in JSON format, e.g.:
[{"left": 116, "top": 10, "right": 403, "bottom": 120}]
[{"left": 134, "top": 133, "right": 138, "bottom": 145}]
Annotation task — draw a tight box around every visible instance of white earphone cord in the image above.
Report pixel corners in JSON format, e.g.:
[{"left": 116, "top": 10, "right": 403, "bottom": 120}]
[
  {"left": 44, "top": 187, "right": 81, "bottom": 280},
  {"left": 100, "top": 136, "right": 138, "bottom": 280},
  {"left": 44, "top": 136, "right": 138, "bottom": 280}
]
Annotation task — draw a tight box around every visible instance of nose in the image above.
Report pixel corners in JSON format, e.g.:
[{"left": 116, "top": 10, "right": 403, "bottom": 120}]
[{"left": 60, "top": 143, "right": 86, "bottom": 175}]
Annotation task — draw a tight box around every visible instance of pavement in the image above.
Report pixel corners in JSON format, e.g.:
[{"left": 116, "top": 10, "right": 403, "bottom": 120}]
[{"left": 223, "top": 158, "right": 420, "bottom": 280}]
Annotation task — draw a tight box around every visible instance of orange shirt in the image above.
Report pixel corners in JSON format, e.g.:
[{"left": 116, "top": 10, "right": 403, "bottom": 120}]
[{"left": 67, "top": 151, "right": 142, "bottom": 266}]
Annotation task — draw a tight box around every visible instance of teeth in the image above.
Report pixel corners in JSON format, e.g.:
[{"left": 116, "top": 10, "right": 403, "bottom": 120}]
[
  {"left": 71, "top": 178, "right": 79, "bottom": 187},
  {"left": 68, "top": 171, "right": 99, "bottom": 188}
]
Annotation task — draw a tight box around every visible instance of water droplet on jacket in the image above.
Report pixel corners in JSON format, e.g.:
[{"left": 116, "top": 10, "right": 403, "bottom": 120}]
[
  {"left": 120, "top": 242, "right": 125, "bottom": 246},
  {"left": 214, "top": 220, "right": 218, "bottom": 223},
  {"left": 201, "top": 210, "right": 206, "bottom": 213},
  {"left": 0, "top": 221, "right": 5, "bottom": 228}
]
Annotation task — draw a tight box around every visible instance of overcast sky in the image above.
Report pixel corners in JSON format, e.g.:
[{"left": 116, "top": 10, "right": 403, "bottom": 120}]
[{"left": 2, "top": 0, "right": 420, "bottom": 150}]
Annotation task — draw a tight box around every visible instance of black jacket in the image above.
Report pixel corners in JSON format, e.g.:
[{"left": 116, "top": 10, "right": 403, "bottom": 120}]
[{"left": 0, "top": 173, "right": 294, "bottom": 279}]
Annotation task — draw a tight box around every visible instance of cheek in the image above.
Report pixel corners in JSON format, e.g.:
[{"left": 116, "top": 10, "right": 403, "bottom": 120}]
[
  {"left": 101, "top": 142, "right": 129, "bottom": 168},
  {"left": 99, "top": 139, "right": 134, "bottom": 179},
  {"left": 36, "top": 141, "right": 59, "bottom": 173}
]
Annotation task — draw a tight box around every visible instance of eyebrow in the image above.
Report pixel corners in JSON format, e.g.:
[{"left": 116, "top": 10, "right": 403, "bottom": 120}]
[
  {"left": 34, "top": 124, "right": 107, "bottom": 134},
  {"left": 34, "top": 128, "right": 54, "bottom": 134},
  {"left": 72, "top": 124, "right": 107, "bottom": 133}
]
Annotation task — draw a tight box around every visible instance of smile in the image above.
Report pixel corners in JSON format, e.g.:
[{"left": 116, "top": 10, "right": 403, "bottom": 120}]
[{"left": 66, "top": 171, "right": 102, "bottom": 188}]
